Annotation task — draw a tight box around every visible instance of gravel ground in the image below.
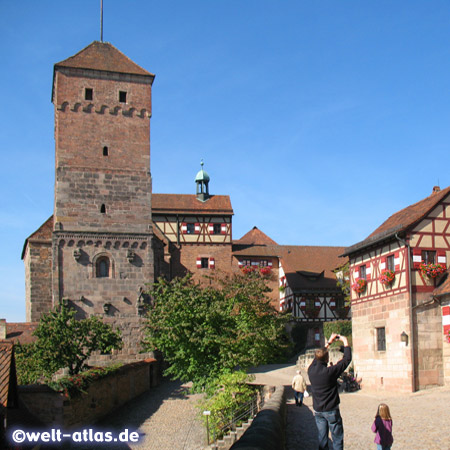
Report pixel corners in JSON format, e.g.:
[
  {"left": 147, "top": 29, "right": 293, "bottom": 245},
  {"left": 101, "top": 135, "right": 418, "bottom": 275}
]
[{"left": 286, "top": 385, "right": 450, "bottom": 450}]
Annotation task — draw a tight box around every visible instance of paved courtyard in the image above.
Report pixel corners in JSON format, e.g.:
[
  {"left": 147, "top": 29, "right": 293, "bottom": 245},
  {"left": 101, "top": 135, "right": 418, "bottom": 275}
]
[
  {"left": 286, "top": 382, "right": 450, "bottom": 450},
  {"left": 69, "top": 365, "right": 450, "bottom": 449}
]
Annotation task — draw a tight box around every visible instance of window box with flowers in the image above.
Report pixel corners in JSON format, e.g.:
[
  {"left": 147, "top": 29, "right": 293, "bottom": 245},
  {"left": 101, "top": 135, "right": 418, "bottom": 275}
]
[
  {"left": 259, "top": 266, "right": 271, "bottom": 276},
  {"left": 379, "top": 269, "right": 395, "bottom": 287},
  {"left": 352, "top": 278, "right": 367, "bottom": 295},
  {"left": 419, "top": 262, "right": 446, "bottom": 278},
  {"left": 241, "top": 265, "right": 255, "bottom": 275}
]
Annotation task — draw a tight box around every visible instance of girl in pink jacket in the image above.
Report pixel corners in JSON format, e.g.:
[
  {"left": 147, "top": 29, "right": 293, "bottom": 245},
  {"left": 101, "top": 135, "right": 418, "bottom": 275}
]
[{"left": 371, "top": 403, "right": 393, "bottom": 450}]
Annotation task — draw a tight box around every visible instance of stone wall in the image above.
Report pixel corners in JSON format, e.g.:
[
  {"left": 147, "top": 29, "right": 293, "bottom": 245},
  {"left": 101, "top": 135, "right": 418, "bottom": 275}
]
[
  {"left": 352, "top": 292, "right": 413, "bottom": 392},
  {"left": 414, "top": 294, "right": 444, "bottom": 389},
  {"left": 229, "top": 386, "right": 286, "bottom": 450},
  {"left": 19, "top": 359, "right": 158, "bottom": 428},
  {"left": 24, "top": 239, "right": 53, "bottom": 322}
]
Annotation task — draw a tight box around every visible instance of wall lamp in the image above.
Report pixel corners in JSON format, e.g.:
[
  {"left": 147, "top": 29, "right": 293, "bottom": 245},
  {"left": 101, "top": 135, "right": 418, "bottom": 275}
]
[
  {"left": 400, "top": 331, "right": 409, "bottom": 346},
  {"left": 103, "top": 303, "right": 112, "bottom": 314}
]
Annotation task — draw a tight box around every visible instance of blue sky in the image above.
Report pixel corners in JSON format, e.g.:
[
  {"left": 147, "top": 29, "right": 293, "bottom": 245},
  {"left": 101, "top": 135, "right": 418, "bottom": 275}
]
[{"left": 1, "top": 1, "right": 450, "bottom": 321}]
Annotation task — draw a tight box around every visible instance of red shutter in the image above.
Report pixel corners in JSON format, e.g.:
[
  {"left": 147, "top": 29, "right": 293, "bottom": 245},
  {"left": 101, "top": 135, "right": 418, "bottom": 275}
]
[
  {"left": 194, "top": 223, "right": 201, "bottom": 234},
  {"left": 394, "top": 252, "right": 400, "bottom": 271},
  {"left": 208, "top": 224, "right": 214, "bottom": 234},
  {"left": 412, "top": 248, "right": 422, "bottom": 269},
  {"left": 221, "top": 224, "right": 227, "bottom": 235},
  {"left": 209, "top": 257, "right": 215, "bottom": 269},
  {"left": 366, "top": 263, "right": 371, "bottom": 280},
  {"left": 437, "top": 251, "right": 447, "bottom": 268},
  {"left": 380, "top": 257, "right": 386, "bottom": 271},
  {"left": 196, "top": 257, "right": 202, "bottom": 268},
  {"left": 181, "top": 222, "right": 187, "bottom": 234}
]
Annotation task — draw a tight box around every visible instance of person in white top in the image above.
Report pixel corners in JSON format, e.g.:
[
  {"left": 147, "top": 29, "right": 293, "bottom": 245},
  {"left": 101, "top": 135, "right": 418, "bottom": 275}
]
[{"left": 291, "top": 369, "right": 307, "bottom": 407}]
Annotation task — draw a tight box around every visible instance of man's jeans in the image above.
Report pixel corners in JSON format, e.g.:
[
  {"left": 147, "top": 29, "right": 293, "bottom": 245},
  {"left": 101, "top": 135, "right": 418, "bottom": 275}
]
[{"left": 314, "top": 408, "right": 344, "bottom": 450}]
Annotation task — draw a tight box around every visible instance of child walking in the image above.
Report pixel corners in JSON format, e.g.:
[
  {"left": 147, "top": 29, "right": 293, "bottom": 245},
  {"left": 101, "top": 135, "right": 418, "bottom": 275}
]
[{"left": 371, "top": 403, "right": 393, "bottom": 450}]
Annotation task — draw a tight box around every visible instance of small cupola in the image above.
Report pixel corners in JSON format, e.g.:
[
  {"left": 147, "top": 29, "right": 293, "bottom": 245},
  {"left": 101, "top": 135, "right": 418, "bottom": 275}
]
[{"left": 195, "top": 160, "right": 210, "bottom": 202}]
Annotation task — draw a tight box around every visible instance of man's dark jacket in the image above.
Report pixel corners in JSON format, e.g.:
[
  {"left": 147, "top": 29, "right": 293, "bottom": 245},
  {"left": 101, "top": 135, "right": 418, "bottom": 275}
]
[{"left": 307, "top": 347, "right": 352, "bottom": 412}]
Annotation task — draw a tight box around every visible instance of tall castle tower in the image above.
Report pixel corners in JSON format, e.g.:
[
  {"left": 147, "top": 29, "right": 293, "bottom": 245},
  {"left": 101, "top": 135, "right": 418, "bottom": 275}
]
[{"left": 47, "top": 41, "right": 155, "bottom": 361}]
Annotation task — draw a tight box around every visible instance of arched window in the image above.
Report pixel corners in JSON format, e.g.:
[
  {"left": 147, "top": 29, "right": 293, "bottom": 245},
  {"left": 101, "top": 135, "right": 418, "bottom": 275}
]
[{"left": 96, "top": 256, "right": 110, "bottom": 278}]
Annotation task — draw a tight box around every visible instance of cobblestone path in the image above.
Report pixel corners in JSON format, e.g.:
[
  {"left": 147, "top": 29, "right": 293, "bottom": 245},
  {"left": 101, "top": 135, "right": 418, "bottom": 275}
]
[
  {"left": 286, "top": 385, "right": 450, "bottom": 449},
  {"left": 96, "top": 379, "right": 206, "bottom": 450}
]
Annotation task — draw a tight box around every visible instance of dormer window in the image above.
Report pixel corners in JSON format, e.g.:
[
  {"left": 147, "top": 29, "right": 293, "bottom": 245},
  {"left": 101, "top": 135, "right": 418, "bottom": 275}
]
[
  {"left": 119, "top": 91, "right": 127, "bottom": 103},
  {"left": 85, "top": 88, "right": 93, "bottom": 101}
]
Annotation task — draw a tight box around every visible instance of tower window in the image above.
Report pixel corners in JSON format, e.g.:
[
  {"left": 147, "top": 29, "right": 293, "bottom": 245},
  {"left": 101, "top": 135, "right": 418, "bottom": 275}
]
[
  {"left": 213, "top": 223, "right": 221, "bottom": 235},
  {"left": 96, "top": 257, "right": 110, "bottom": 278},
  {"left": 201, "top": 258, "right": 209, "bottom": 269},
  {"left": 100, "top": 204, "right": 106, "bottom": 214},
  {"left": 85, "top": 88, "right": 93, "bottom": 100},
  {"left": 103, "top": 146, "right": 109, "bottom": 156},
  {"left": 119, "top": 91, "right": 127, "bottom": 103}
]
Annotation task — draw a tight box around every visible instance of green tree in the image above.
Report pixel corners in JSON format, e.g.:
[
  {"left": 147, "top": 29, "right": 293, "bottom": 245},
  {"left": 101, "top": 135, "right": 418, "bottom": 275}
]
[
  {"left": 142, "top": 272, "right": 290, "bottom": 388},
  {"left": 17, "top": 303, "right": 123, "bottom": 378}
]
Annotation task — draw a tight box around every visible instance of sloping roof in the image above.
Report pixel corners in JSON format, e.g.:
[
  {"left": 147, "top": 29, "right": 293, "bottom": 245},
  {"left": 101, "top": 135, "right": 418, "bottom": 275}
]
[
  {"left": 21, "top": 216, "right": 53, "bottom": 260},
  {"left": 234, "top": 227, "right": 278, "bottom": 246},
  {"left": 4, "top": 323, "right": 38, "bottom": 345},
  {"left": 0, "top": 342, "right": 15, "bottom": 408},
  {"left": 55, "top": 41, "right": 154, "bottom": 77},
  {"left": 233, "top": 243, "right": 346, "bottom": 293},
  {"left": 152, "top": 194, "right": 233, "bottom": 215},
  {"left": 344, "top": 186, "right": 450, "bottom": 256}
]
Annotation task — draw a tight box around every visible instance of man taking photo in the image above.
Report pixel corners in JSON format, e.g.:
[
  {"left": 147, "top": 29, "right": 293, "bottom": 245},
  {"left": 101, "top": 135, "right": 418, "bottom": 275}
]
[{"left": 307, "top": 333, "right": 352, "bottom": 450}]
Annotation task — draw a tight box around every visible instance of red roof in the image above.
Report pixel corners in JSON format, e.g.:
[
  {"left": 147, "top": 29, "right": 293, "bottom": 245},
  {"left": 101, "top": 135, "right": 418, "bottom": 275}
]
[
  {"left": 55, "top": 41, "right": 154, "bottom": 78},
  {"left": 344, "top": 186, "right": 450, "bottom": 256},
  {"left": 233, "top": 243, "right": 346, "bottom": 293},
  {"left": 234, "top": 226, "right": 278, "bottom": 246},
  {"left": 152, "top": 194, "right": 233, "bottom": 215},
  {"left": 0, "top": 342, "right": 15, "bottom": 408},
  {"left": 4, "top": 323, "right": 38, "bottom": 345}
]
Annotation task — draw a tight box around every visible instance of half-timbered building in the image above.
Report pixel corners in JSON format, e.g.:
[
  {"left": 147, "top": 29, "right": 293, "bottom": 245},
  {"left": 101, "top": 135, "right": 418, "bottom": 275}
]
[
  {"left": 343, "top": 185, "right": 450, "bottom": 392},
  {"left": 232, "top": 227, "right": 348, "bottom": 347},
  {"left": 152, "top": 164, "right": 234, "bottom": 281}
]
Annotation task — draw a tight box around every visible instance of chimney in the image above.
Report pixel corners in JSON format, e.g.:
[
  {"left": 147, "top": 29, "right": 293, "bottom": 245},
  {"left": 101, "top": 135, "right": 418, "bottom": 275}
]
[
  {"left": 0, "top": 319, "right": 6, "bottom": 340},
  {"left": 432, "top": 186, "right": 441, "bottom": 194}
]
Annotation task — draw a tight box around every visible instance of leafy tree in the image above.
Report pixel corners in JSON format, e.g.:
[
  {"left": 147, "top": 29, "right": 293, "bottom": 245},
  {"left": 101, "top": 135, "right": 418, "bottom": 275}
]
[
  {"left": 142, "top": 272, "right": 290, "bottom": 388},
  {"left": 17, "top": 303, "right": 123, "bottom": 378},
  {"left": 323, "top": 320, "right": 352, "bottom": 348}
]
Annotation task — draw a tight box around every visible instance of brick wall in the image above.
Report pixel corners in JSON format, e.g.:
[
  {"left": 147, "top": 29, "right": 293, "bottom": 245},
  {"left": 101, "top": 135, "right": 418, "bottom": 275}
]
[{"left": 19, "top": 359, "right": 158, "bottom": 428}]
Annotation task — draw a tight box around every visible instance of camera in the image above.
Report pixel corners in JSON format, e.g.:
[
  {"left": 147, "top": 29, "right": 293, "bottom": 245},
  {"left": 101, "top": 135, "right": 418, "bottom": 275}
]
[{"left": 336, "top": 335, "right": 340, "bottom": 339}]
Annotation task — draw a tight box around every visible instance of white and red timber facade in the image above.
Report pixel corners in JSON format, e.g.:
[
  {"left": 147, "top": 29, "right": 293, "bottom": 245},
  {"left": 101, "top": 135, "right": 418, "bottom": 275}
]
[
  {"left": 16, "top": 40, "right": 349, "bottom": 365},
  {"left": 344, "top": 185, "right": 450, "bottom": 392}
]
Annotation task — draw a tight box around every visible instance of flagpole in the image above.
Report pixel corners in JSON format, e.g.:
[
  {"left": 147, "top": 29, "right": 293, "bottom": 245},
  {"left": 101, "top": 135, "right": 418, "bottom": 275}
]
[{"left": 100, "top": 0, "right": 103, "bottom": 42}]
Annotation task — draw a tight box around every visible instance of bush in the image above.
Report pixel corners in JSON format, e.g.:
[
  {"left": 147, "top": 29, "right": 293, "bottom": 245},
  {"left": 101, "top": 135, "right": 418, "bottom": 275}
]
[{"left": 198, "top": 371, "right": 257, "bottom": 441}]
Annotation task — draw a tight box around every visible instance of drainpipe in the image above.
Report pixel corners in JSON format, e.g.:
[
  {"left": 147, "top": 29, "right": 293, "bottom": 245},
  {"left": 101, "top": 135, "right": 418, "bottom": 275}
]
[{"left": 395, "top": 233, "right": 416, "bottom": 392}]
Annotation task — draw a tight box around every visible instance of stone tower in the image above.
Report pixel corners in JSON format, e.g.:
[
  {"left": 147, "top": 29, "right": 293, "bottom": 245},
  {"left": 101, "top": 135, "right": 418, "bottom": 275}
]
[{"left": 49, "top": 41, "right": 155, "bottom": 361}]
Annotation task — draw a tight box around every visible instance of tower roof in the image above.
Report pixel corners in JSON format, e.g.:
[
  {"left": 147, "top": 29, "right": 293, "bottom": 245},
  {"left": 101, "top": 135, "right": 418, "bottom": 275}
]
[
  {"left": 195, "top": 161, "right": 210, "bottom": 182},
  {"left": 54, "top": 41, "right": 154, "bottom": 78}
]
